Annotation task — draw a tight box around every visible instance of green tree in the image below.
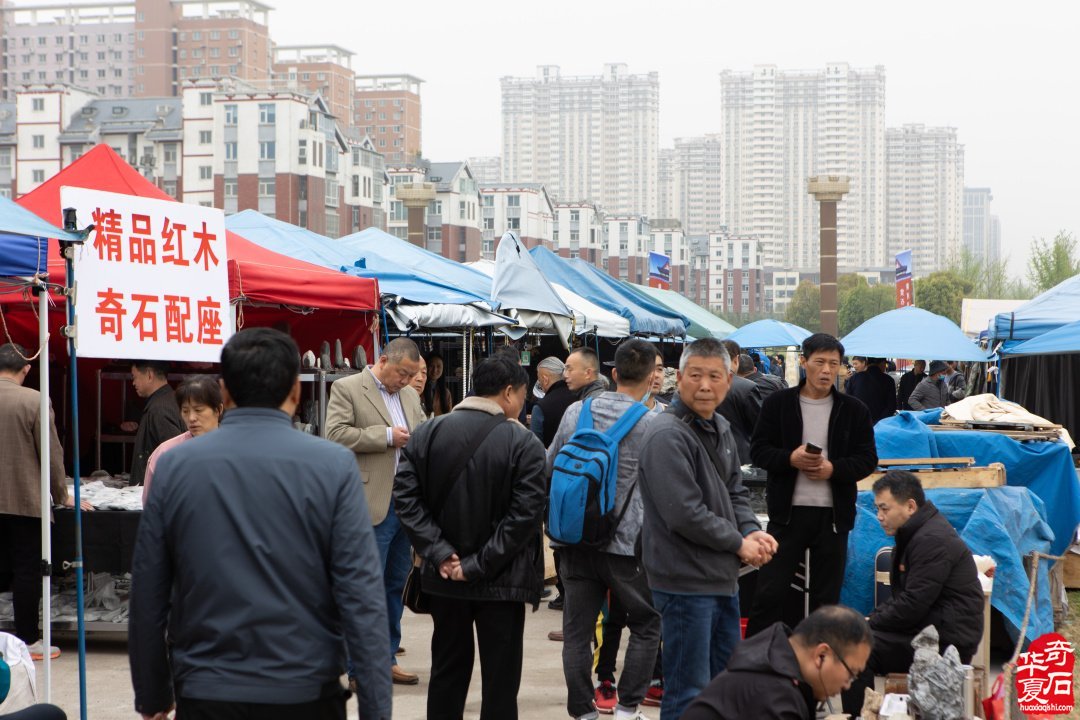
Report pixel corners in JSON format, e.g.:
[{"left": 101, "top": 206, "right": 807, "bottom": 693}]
[
  {"left": 839, "top": 280, "right": 896, "bottom": 335},
  {"left": 784, "top": 281, "right": 821, "bottom": 332},
  {"left": 913, "top": 271, "right": 974, "bottom": 324},
  {"left": 1027, "top": 231, "right": 1080, "bottom": 293},
  {"left": 948, "top": 248, "right": 1033, "bottom": 300}
]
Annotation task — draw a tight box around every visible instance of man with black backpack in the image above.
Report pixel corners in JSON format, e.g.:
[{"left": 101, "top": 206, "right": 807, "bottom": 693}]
[
  {"left": 638, "top": 338, "right": 776, "bottom": 720},
  {"left": 393, "top": 355, "right": 547, "bottom": 720},
  {"left": 547, "top": 339, "right": 663, "bottom": 720}
]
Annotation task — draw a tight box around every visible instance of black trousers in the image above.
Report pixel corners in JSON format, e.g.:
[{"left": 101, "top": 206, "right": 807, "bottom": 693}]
[
  {"left": 746, "top": 506, "right": 848, "bottom": 637},
  {"left": 176, "top": 686, "right": 346, "bottom": 720},
  {"left": 0, "top": 513, "right": 43, "bottom": 644},
  {"left": 427, "top": 594, "right": 526, "bottom": 720},
  {"left": 0, "top": 704, "right": 66, "bottom": 720},
  {"left": 595, "top": 590, "right": 663, "bottom": 683}
]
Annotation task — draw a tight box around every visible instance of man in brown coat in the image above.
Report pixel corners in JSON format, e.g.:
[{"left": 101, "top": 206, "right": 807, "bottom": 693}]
[
  {"left": 0, "top": 343, "right": 84, "bottom": 659},
  {"left": 326, "top": 337, "right": 427, "bottom": 685}
]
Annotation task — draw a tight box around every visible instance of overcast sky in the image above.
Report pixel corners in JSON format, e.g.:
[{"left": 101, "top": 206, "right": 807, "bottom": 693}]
[{"left": 270, "top": 0, "right": 1077, "bottom": 279}]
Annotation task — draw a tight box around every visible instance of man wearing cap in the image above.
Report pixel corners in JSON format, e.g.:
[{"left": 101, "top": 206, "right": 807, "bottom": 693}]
[
  {"left": 907, "top": 361, "right": 951, "bottom": 411},
  {"left": 531, "top": 357, "right": 575, "bottom": 448}
]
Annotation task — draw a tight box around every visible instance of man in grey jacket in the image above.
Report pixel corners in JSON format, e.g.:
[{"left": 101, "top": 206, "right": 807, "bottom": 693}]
[
  {"left": 907, "top": 360, "right": 951, "bottom": 411},
  {"left": 638, "top": 338, "right": 777, "bottom": 720},
  {"left": 129, "top": 328, "right": 391, "bottom": 720},
  {"left": 548, "top": 339, "right": 662, "bottom": 720}
]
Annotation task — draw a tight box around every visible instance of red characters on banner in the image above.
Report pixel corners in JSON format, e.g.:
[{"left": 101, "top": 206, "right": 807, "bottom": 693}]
[
  {"left": 163, "top": 295, "right": 194, "bottom": 343},
  {"left": 129, "top": 214, "right": 157, "bottom": 265},
  {"left": 130, "top": 293, "right": 159, "bottom": 341},
  {"left": 161, "top": 217, "right": 190, "bottom": 267},
  {"left": 1015, "top": 632, "right": 1075, "bottom": 716},
  {"left": 193, "top": 221, "right": 220, "bottom": 271},
  {"left": 95, "top": 288, "right": 127, "bottom": 340},
  {"left": 196, "top": 296, "right": 223, "bottom": 345},
  {"left": 91, "top": 208, "right": 123, "bottom": 262}
]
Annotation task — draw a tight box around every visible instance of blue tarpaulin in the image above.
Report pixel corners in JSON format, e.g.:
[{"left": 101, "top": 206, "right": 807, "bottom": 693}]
[
  {"left": 1001, "top": 318, "right": 1080, "bottom": 356},
  {"left": 842, "top": 306, "right": 991, "bottom": 362},
  {"left": 724, "top": 319, "right": 811, "bottom": 348},
  {"left": 529, "top": 246, "right": 688, "bottom": 336},
  {"left": 225, "top": 211, "right": 485, "bottom": 306},
  {"left": 841, "top": 486, "right": 1054, "bottom": 643},
  {"left": 0, "top": 195, "right": 83, "bottom": 277},
  {"left": 991, "top": 273, "right": 1080, "bottom": 342}
]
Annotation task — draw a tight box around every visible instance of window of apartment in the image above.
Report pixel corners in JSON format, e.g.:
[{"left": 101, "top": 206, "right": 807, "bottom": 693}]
[
  {"left": 228, "top": 64, "right": 238, "bottom": 74},
  {"left": 508, "top": 217, "right": 520, "bottom": 230},
  {"left": 37, "top": 54, "right": 46, "bottom": 63},
  {"left": 482, "top": 217, "right": 494, "bottom": 231},
  {"left": 351, "top": 176, "right": 360, "bottom": 196},
  {"left": 32, "top": 169, "right": 45, "bottom": 183},
  {"left": 163, "top": 144, "right": 177, "bottom": 163},
  {"left": 259, "top": 141, "right": 276, "bottom": 160},
  {"left": 199, "top": 165, "right": 212, "bottom": 180},
  {"left": 113, "top": 33, "right": 122, "bottom": 42},
  {"left": 228, "top": 46, "right": 239, "bottom": 57},
  {"left": 32, "top": 98, "right": 44, "bottom": 112},
  {"left": 32, "top": 135, "right": 44, "bottom": 149},
  {"left": 458, "top": 200, "right": 466, "bottom": 219},
  {"left": 178, "top": 49, "right": 186, "bottom": 59},
  {"left": 259, "top": 179, "right": 275, "bottom": 196},
  {"left": 199, "top": 92, "right": 212, "bottom": 107},
  {"left": 224, "top": 142, "right": 237, "bottom": 160},
  {"left": 224, "top": 180, "right": 238, "bottom": 197},
  {"left": 210, "top": 30, "right": 220, "bottom": 40},
  {"left": 481, "top": 195, "right": 493, "bottom": 207},
  {"left": 298, "top": 140, "right": 307, "bottom": 164},
  {"left": 96, "top": 51, "right": 105, "bottom": 61},
  {"left": 37, "top": 37, "right": 46, "bottom": 46},
  {"left": 209, "top": 66, "right": 219, "bottom": 76},
  {"left": 325, "top": 178, "right": 338, "bottom": 207},
  {"left": 96, "top": 34, "right": 105, "bottom": 43},
  {"left": 114, "top": 69, "right": 123, "bottom": 78},
  {"left": 199, "top": 130, "right": 212, "bottom": 144},
  {"left": 209, "top": 47, "right": 220, "bottom": 58},
  {"left": 191, "top": 48, "right": 203, "bottom": 59},
  {"left": 0, "top": 149, "right": 11, "bottom": 167},
  {"left": 258, "top": 104, "right": 275, "bottom": 124},
  {"left": 325, "top": 214, "right": 339, "bottom": 238},
  {"left": 507, "top": 195, "right": 520, "bottom": 207},
  {"left": 222, "top": 104, "right": 237, "bottom": 126},
  {"left": 79, "top": 70, "right": 88, "bottom": 79},
  {"left": 427, "top": 200, "right": 442, "bottom": 215},
  {"left": 228, "top": 29, "right": 239, "bottom": 39},
  {"left": 192, "top": 31, "right": 202, "bottom": 41},
  {"left": 97, "top": 69, "right": 106, "bottom": 78},
  {"left": 378, "top": 112, "right": 386, "bottom": 120}
]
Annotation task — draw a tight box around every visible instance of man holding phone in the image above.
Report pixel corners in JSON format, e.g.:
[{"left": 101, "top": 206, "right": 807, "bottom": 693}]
[{"left": 746, "top": 334, "right": 878, "bottom": 637}]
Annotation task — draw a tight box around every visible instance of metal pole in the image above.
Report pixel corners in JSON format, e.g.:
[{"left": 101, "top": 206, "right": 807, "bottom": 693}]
[{"left": 36, "top": 279, "right": 52, "bottom": 701}]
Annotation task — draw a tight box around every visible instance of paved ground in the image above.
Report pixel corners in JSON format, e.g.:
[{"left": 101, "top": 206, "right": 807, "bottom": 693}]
[{"left": 46, "top": 603, "right": 662, "bottom": 720}]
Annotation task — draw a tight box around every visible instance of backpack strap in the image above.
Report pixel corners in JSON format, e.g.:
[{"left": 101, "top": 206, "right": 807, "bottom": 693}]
[
  {"left": 577, "top": 397, "right": 595, "bottom": 431},
  {"left": 604, "top": 401, "right": 649, "bottom": 443}
]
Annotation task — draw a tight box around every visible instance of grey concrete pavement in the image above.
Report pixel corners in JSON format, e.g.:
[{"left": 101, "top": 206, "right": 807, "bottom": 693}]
[{"left": 46, "top": 604, "right": 662, "bottom": 719}]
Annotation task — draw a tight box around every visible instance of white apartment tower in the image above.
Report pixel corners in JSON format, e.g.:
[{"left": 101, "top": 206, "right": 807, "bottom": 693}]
[
  {"left": 671, "top": 135, "right": 723, "bottom": 236},
  {"left": 885, "top": 125, "right": 964, "bottom": 277},
  {"left": 720, "top": 63, "right": 886, "bottom": 272},
  {"left": 501, "top": 64, "right": 659, "bottom": 215},
  {"left": 962, "top": 187, "right": 998, "bottom": 263}
]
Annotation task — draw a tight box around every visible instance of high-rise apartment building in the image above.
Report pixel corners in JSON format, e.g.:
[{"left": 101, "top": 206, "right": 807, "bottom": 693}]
[
  {"left": 671, "top": 135, "right": 723, "bottom": 236},
  {"left": 604, "top": 214, "right": 651, "bottom": 284},
  {"left": 467, "top": 155, "right": 501, "bottom": 185},
  {"left": 0, "top": 0, "right": 273, "bottom": 100},
  {"left": 552, "top": 201, "right": 605, "bottom": 267},
  {"left": 962, "top": 187, "right": 998, "bottom": 264},
  {"left": 885, "top": 125, "right": 964, "bottom": 276},
  {"left": 656, "top": 148, "right": 675, "bottom": 220},
  {"left": 479, "top": 183, "right": 554, "bottom": 256},
  {"left": 720, "top": 63, "right": 886, "bottom": 272},
  {"left": 271, "top": 45, "right": 355, "bottom": 124},
  {"left": 501, "top": 64, "right": 659, "bottom": 215},
  {"left": 354, "top": 74, "right": 422, "bottom": 165}
]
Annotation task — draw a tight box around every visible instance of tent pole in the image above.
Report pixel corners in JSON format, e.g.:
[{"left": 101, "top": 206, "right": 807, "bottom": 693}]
[
  {"left": 60, "top": 216, "right": 89, "bottom": 720},
  {"left": 34, "top": 278, "right": 51, "bottom": 702}
]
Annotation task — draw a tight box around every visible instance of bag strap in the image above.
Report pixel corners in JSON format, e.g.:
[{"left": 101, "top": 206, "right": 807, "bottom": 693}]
[
  {"left": 604, "top": 402, "right": 649, "bottom": 443},
  {"left": 426, "top": 412, "right": 507, "bottom": 518},
  {"left": 577, "top": 397, "right": 595, "bottom": 430},
  {"left": 683, "top": 414, "right": 729, "bottom": 480}
]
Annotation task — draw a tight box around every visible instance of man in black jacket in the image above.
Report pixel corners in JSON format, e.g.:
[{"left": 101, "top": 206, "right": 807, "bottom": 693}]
[
  {"left": 843, "top": 357, "right": 896, "bottom": 424},
  {"left": 718, "top": 340, "right": 764, "bottom": 465},
  {"left": 841, "top": 471, "right": 984, "bottom": 715},
  {"left": 682, "top": 605, "right": 873, "bottom": 720},
  {"left": 394, "top": 355, "right": 547, "bottom": 720},
  {"left": 895, "top": 360, "right": 926, "bottom": 411},
  {"left": 747, "top": 333, "right": 878, "bottom": 637},
  {"left": 129, "top": 360, "right": 185, "bottom": 486},
  {"left": 531, "top": 356, "right": 577, "bottom": 448}
]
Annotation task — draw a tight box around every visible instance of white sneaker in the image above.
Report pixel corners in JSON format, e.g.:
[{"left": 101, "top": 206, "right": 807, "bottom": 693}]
[
  {"left": 27, "top": 640, "right": 60, "bottom": 660},
  {"left": 614, "top": 708, "right": 648, "bottom": 720}
]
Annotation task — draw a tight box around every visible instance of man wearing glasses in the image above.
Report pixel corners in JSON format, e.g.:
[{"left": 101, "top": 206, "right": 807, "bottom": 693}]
[{"left": 681, "top": 605, "right": 872, "bottom": 719}]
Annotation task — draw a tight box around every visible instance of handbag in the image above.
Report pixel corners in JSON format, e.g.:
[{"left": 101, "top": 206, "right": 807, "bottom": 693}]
[
  {"left": 981, "top": 673, "right": 1004, "bottom": 720},
  {"left": 402, "top": 413, "right": 507, "bottom": 614}
]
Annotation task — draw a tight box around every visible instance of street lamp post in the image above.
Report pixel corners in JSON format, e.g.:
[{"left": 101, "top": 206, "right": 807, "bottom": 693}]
[{"left": 807, "top": 175, "right": 850, "bottom": 337}]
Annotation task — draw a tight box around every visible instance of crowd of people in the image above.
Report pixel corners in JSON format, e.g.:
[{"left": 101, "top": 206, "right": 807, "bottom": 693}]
[{"left": 0, "top": 330, "right": 989, "bottom": 720}]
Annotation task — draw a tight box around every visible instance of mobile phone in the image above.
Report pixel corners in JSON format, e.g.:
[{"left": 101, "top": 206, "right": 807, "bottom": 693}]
[{"left": 805, "top": 443, "right": 823, "bottom": 455}]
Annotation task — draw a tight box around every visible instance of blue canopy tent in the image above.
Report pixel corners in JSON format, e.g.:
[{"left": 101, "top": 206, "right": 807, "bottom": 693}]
[
  {"left": 1003, "top": 318, "right": 1080, "bottom": 356},
  {"left": 529, "top": 246, "right": 688, "bottom": 337},
  {"left": 841, "top": 306, "right": 991, "bottom": 362},
  {"left": 0, "top": 195, "right": 85, "bottom": 705},
  {"left": 225, "top": 211, "right": 515, "bottom": 332},
  {"left": 991, "top": 273, "right": 1080, "bottom": 343},
  {"left": 629, "top": 283, "right": 736, "bottom": 340},
  {"left": 724, "top": 319, "right": 811, "bottom": 349}
]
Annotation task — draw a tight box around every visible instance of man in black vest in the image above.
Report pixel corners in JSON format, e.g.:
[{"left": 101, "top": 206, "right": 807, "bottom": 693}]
[{"left": 531, "top": 356, "right": 577, "bottom": 448}]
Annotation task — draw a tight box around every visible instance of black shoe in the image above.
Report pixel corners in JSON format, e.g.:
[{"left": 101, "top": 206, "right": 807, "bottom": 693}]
[
  {"left": 548, "top": 594, "right": 564, "bottom": 611},
  {"left": 541, "top": 587, "right": 554, "bottom": 600}
]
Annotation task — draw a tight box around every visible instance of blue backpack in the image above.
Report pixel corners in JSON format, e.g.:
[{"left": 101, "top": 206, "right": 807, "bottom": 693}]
[{"left": 548, "top": 398, "right": 649, "bottom": 546}]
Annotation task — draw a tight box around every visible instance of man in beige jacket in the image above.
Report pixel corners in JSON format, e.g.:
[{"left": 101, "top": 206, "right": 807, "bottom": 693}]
[
  {"left": 0, "top": 343, "right": 86, "bottom": 660},
  {"left": 326, "top": 337, "right": 427, "bottom": 685}
]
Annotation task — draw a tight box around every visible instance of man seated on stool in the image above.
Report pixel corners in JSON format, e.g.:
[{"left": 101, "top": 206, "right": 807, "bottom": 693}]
[{"left": 841, "top": 470, "right": 984, "bottom": 715}]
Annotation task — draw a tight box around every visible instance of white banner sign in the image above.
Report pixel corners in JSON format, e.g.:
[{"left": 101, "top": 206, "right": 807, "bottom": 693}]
[{"left": 62, "top": 186, "right": 232, "bottom": 362}]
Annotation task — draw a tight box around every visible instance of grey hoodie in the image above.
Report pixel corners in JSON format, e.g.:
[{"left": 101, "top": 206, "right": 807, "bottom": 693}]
[{"left": 637, "top": 395, "right": 761, "bottom": 595}]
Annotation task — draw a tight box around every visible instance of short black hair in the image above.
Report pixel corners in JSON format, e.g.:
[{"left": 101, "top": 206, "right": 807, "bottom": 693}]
[
  {"left": 569, "top": 347, "right": 599, "bottom": 372},
  {"left": 792, "top": 605, "right": 873, "bottom": 656},
  {"left": 175, "top": 374, "right": 224, "bottom": 412},
  {"left": 220, "top": 328, "right": 299, "bottom": 408},
  {"left": 720, "top": 339, "right": 741, "bottom": 360},
  {"left": 872, "top": 469, "right": 926, "bottom": 507},
  {"left": 613, "top": 339, "right": 658, "bottom": 384},
  {"left": 472, "top": 354, "right": 528, "bottom": 397},
  {"left": 802, "top": 333, "right": 845, "bottom": 360},
  {"left": 0, "top": 343, "right": 30, "bottom": 373},
  {"left": 132, "top": 359, "right": 170, "bottom": 379}
]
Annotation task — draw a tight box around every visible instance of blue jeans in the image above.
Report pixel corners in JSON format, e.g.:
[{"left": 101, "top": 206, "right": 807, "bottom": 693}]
[
  {"left": 374, "top": 502, "right": 412, "bottom": 667},
  {"left": 651, "top": 590, "right": 741, "bottom": 720}
]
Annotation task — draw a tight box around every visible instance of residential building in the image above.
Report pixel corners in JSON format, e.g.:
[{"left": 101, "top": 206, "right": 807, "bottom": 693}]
[
  {"left": 344, "top": 135, "right": 387, "bottom": 234},
  {"left": 691, "top": 230, "right": 766, "bottom": 314},
  {"left": 656, "top": 148, "right": 675, "bottom": 220},
  {"left": 0, "top": 101, "right": 14, "bottom": 197},
  {"left": 648, "top": 219, "right": 689, "bottom": 295},
  {"left": 989, "top": 215, "right": 1001, "bottom": 263},
  {"left": 765, "top": 270, "right": 802, "bottom": 316},
  {"left": 552, "top": 201, "right": 605, "bottom": 267},
  {"left": 501, "top": 64, "right": 659, "bottom": 215},
  {"left": 271, "top": 45, "right": 355, "bottom": 124},
  {"left": 720, "top": 63, "right": 886, "bottom": 272},
  {"left": 386, "top": 160, "right": 481, "bottom": 261},
  {"left": 605, "top": 215, "right": 651, "bottom": 284},
  {"left": 671, "top": 135, "right": 723, "bottom": 236},
  {"left": 687, "top": 234, "right": 710, "bottom": 308},
  {"left": 479, "top": 183, "right": 554, "bottom": 257},
  {"left": 467, "top": 155, "right": 501, "bottom": 185},
  {"left": 962, "top": 187, "right": 997, "bottom": 264},
  {"left": 13, "top": 84, "right": 97, "bottom": 196},
  {"left": 885, "top": 125, "right": 964, "bottom": 276},
  {"left": 354, "top": 74, "right": 422, "bottom": 165}
]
